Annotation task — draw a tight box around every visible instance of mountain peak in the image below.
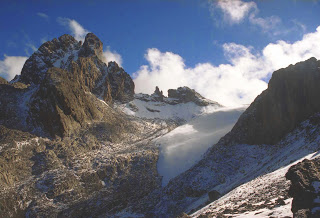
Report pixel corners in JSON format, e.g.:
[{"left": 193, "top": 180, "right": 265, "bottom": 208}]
[{"left": 79, "top": 32, "right": 103, "bottom": 59}]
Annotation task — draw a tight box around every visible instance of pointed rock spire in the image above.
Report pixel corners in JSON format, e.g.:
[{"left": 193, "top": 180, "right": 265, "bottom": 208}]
[{"left": 79, "top": 33, "right": 103, "bottom": 59}]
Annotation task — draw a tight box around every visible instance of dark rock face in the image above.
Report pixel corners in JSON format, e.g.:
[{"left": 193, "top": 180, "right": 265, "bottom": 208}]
[
  {"left": 104, "top": 61, "right": 135, "bottom": 103},
  {"left": 286, "top": 158, "right": 320, "bottom": 217},
  {"left": 229, "top": 57, "right": 320, "bottom": 145},
  {"left": 79, "top": 33, "right": 103, "bottom": 59},
  {"left": 208, "top": 190, "right": 221, "bottom": 202},
  {"left": 168, "top": 86, "right": 217, "bottom": 106},
  {"left": 29, "top": 67, "right": 103, "bottom": 137}
]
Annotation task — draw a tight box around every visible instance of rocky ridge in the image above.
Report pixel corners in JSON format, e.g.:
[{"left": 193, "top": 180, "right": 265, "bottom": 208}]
[{"left": 136, "top": 86, "right": 221, "bottom": 107}]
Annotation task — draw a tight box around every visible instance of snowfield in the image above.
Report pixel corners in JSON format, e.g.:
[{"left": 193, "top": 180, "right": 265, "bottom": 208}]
[
  {"left": 156, "top": 106, "right": 246, "bottom": 185},
  {"left": 118, "top": 98, "right": 221, "bottom": 122}
]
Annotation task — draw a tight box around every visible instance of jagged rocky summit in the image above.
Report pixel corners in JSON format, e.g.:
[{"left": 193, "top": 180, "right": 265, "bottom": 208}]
[{"left": 1, "top": 33, "right": 135, "bottom": 138}]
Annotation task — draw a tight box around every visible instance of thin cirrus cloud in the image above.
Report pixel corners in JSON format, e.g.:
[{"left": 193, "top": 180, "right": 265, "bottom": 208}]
[
  {"left": 0, "top": 55, "right": 28, "bottom": 81},
  {"left": 37, "top": 12, "right": 49, "bottom": 20},
  {"left": 133, "top": 26, "right": 320, "bottom": 107},
  {"left": 210, "top": 0, "right": 284, "bottom": 34},
  {"left": 57, "top": 18, "right": 123, "bottom": 66}
]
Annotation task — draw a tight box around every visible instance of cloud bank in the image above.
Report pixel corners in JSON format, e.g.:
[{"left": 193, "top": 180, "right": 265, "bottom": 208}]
[
  {"left": 133, "top": 26, "right": 320, "bottom": 107},
  {"left": 0, "top": 56, "right": 28, "bottom": 81}
]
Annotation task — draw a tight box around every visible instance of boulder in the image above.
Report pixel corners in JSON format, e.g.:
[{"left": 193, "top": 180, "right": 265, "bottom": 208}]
[{"left": 286, "top": 158, "right": 320, "bottom": 217}]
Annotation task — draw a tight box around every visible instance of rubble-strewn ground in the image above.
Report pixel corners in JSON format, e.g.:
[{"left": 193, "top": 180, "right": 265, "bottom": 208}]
[{"left": 0, "top": 106, "right": 177, "bottom": 217}]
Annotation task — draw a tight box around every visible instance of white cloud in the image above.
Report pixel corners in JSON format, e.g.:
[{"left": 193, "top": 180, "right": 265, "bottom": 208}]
[
  {"left": 216, "top": 0, "right": 257, "bottom": 24},
  {"left": 103, "top": 47, "right": 123, "bottom": 66},
  {"left": 0, "top": 55, "right": 28, "bottom": 81},
  {"left": 133, "top": 26, "right": 320, "bottom": 107},
  {"left": 57, "top": 17, "right": 89, "bottom": 41},
  {"left": 37, "top": 12, "right": 49, "bottom": 20}
]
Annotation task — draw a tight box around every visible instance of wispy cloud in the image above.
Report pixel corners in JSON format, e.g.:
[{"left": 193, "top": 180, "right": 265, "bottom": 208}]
[
  {"left": 37, "top": 12, "right": 49, "bottom": 20},
  {"left": 57, "top": 17, "right": 89, "bottom": 41},
  {"left": 0, "top": 55, "right": 28, "bottom": 81},
  {"left": 209, "top": 0, "right": 283, "bottom": 35},
  {"left": 133, "top": 26, "right": 320, "bottom": 107}
]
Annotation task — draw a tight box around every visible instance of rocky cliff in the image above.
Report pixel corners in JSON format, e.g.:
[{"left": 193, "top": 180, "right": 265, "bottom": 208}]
[{"left": 228, "top": 57, "right": 320, "bottom": 145}]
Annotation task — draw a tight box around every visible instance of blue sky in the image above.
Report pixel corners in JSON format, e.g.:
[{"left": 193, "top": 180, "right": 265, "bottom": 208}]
[{"left": 1, "top": 0, "right": 320, "bottom": 106}]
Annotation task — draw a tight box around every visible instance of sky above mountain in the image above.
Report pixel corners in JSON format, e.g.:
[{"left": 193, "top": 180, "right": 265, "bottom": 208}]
[{"left": 1, "top": 0, "right": 320, "bottom": 106}]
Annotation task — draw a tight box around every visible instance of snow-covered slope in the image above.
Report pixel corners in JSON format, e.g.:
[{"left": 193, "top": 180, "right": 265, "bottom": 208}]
[
  {"left": 191, "top": 151, "right": 320, "bottom": 217},
  {"left": 118, "top": 99, "right": 219, "bottom": 122},
  {"left": 156, "top": 106, "right": 246, "bottom": 185}
]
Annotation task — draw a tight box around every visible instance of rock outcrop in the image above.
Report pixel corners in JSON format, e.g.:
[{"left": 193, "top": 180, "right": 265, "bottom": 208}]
[
  {"left": 103, "top": 61, "right": 135, "bottom": 103},
  {"left": 229, "top": 57, "right": 320, "bottom": 145},
  {"left": 286, "top": 158, "right": 320, "bottom": 217},
  {"left": 168, "top": 86, "right": 215, "bottom": 106}
]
